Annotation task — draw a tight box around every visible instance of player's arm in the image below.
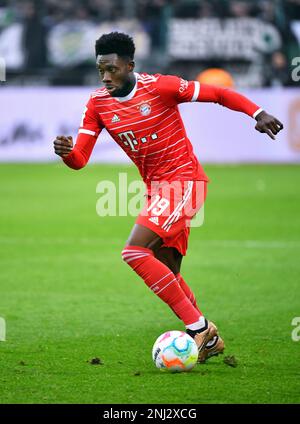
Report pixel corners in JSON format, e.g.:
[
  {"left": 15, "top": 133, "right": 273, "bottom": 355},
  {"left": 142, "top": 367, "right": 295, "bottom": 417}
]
[
  {"left": 196, "top": 83, "right": 284, "bottom": 140},
  {"left": 155, "top": 75, "right": 283, "bottom": 140},
  {"left": 53, "top": 97, "right": 103, "bottom": 169}
]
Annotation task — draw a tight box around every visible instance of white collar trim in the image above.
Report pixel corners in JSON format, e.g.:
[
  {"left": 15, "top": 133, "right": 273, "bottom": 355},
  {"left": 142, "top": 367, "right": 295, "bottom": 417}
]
[{"left": 115, "top": 73, "right": 138, "bottom": 102}]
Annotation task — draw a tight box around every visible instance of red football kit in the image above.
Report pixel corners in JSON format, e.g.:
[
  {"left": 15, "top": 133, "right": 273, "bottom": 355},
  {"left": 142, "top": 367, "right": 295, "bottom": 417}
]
[{"left": 63, "top": 73, "right": 261, "bottom": 255}]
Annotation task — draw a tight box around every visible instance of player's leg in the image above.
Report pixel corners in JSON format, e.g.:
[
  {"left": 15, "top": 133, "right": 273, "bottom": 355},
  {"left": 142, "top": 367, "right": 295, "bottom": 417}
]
[
  {"left": 155, "top": 245, "right": 224, "bottom": 362},
  {"left": 154, "top": 246, "right": 182, "bottom": 275},
  {"left": 125, "top": 222, "right": 162, "bottom": 252},
  {"left": 122, "top": 223, "right": 204, "bottom": 329},
  {"left": 123, "top": 224, "right": 219, "bottom": 356},
  {"left": 122, "top": 181, "right": 222, "bottom": 358},
  {"left": 155, "top": 246, "right": 201, "bottom": 314}
]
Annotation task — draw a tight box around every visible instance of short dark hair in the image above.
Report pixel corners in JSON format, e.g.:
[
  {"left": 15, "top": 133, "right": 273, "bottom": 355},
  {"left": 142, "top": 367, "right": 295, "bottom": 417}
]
[{"left": 95, "top": 32, "right": 135, "bottom": 60}]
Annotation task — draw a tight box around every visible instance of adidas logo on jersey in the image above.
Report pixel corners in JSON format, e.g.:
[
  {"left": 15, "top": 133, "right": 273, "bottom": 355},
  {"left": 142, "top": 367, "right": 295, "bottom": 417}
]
[
  {"left": 111, "top": 114, "right": 120, "bottom": 123},
  {"left": 149, "top": 216, "right": 159, "bottom": 225}
]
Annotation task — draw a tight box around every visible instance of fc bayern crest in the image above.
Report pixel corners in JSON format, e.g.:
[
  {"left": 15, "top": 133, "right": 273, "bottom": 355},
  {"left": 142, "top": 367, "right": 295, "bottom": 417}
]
[{"left": 139, "top": 103, "right": 151, "bottom": 116}]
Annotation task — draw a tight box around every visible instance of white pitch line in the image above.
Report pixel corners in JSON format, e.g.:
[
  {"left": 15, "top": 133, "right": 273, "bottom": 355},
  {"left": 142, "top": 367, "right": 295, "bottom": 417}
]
[{"left": 0, "top": 237, "right": 300, "bottom": 249}]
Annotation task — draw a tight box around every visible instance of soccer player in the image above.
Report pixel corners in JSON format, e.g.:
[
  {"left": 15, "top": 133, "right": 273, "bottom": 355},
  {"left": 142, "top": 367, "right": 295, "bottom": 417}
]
[{"left": 53, "top": 32, "right": 283, "bottom": 362}]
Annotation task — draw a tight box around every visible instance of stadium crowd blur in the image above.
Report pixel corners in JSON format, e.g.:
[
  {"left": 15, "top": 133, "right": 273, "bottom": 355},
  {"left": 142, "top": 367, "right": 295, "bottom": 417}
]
[{"left": 0, "top": 0, "right": 299, "bottom": 87}]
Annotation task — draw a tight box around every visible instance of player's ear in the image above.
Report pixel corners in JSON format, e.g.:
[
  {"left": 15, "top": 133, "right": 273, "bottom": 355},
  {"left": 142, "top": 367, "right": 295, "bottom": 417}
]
[{"left": 128, "top": 60, "right": 135, "bottom": 72}]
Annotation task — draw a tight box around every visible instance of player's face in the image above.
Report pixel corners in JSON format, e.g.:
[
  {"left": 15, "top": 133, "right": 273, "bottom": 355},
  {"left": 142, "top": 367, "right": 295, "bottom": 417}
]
[{"left": 96, "top": 53, "right": 135, "bottom": 97}]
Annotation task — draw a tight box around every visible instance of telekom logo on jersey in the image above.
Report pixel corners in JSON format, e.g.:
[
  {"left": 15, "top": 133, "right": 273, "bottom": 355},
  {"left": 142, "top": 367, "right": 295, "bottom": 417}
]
[{"left": 118, "top": 130, "right": 158, "bottom": 151}]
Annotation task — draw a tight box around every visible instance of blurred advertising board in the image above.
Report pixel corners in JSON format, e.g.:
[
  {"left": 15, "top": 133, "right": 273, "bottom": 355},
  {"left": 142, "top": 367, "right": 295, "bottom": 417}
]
[{"left": 0, "top": 87, "right": 299, "bottom": 163}]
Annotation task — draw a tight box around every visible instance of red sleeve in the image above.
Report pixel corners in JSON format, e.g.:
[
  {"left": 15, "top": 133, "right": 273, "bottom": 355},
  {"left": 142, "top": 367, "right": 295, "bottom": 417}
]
[
  {"left": 155, "top": 75, "right": 261, "bottom": 118},
  {"left": 62, "top": 132, "right": 98, "bottom": 170},
  {"left": 155, "top": 74, "right": 199, "bottom": 106},
  {"left": 63, "top": 97, "right": 104, "bottom": 170},
  {"left": 197, "top": 83, "right": 262, "bottom": 118}
]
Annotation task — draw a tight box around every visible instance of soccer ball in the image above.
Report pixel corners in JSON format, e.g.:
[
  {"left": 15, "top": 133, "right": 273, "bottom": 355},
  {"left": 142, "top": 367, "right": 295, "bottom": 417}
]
[{"left": 152, "top": 330, "right": 198, "bottom": 372}]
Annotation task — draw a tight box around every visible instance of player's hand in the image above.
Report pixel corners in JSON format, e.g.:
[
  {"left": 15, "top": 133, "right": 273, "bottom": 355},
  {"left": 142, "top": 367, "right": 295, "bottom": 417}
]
[
  {"left": 255, "top": 110, "right": 283, "bottom": 140},
  {"left": 53, "top": 136, "right": 73, "bottom": 157}
]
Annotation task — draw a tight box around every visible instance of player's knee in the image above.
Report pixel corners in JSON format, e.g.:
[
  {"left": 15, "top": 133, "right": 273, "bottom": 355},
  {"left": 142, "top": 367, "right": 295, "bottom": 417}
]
[
  {"left": 121, "top": 245, "right": 152, "bottom": 264},
  {"left": 121, "top": 245, "right": 142, "bottom": 264}
]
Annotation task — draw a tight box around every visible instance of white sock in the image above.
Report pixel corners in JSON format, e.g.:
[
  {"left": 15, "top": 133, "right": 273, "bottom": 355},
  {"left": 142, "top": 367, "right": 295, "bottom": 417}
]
[{"left": 185, "top": 315, "right": 206, "bottom": 331}]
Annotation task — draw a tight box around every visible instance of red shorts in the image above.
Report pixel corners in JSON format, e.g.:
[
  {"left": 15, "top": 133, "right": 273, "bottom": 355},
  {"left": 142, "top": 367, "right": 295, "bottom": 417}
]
[{"left": 136, "top": 180, "right": 207, "bottom": 256}]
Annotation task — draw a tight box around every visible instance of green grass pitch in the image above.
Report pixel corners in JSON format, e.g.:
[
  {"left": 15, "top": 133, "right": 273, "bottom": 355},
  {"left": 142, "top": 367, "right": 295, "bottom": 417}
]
[{"left": 0, "top": 163, "right": 299, "bottom": 404}]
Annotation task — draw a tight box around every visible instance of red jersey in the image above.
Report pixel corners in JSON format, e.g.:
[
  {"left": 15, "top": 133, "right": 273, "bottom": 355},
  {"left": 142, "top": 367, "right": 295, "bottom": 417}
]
[{"left": 63, "top": 73, "right": 261, "bottom": 189}]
